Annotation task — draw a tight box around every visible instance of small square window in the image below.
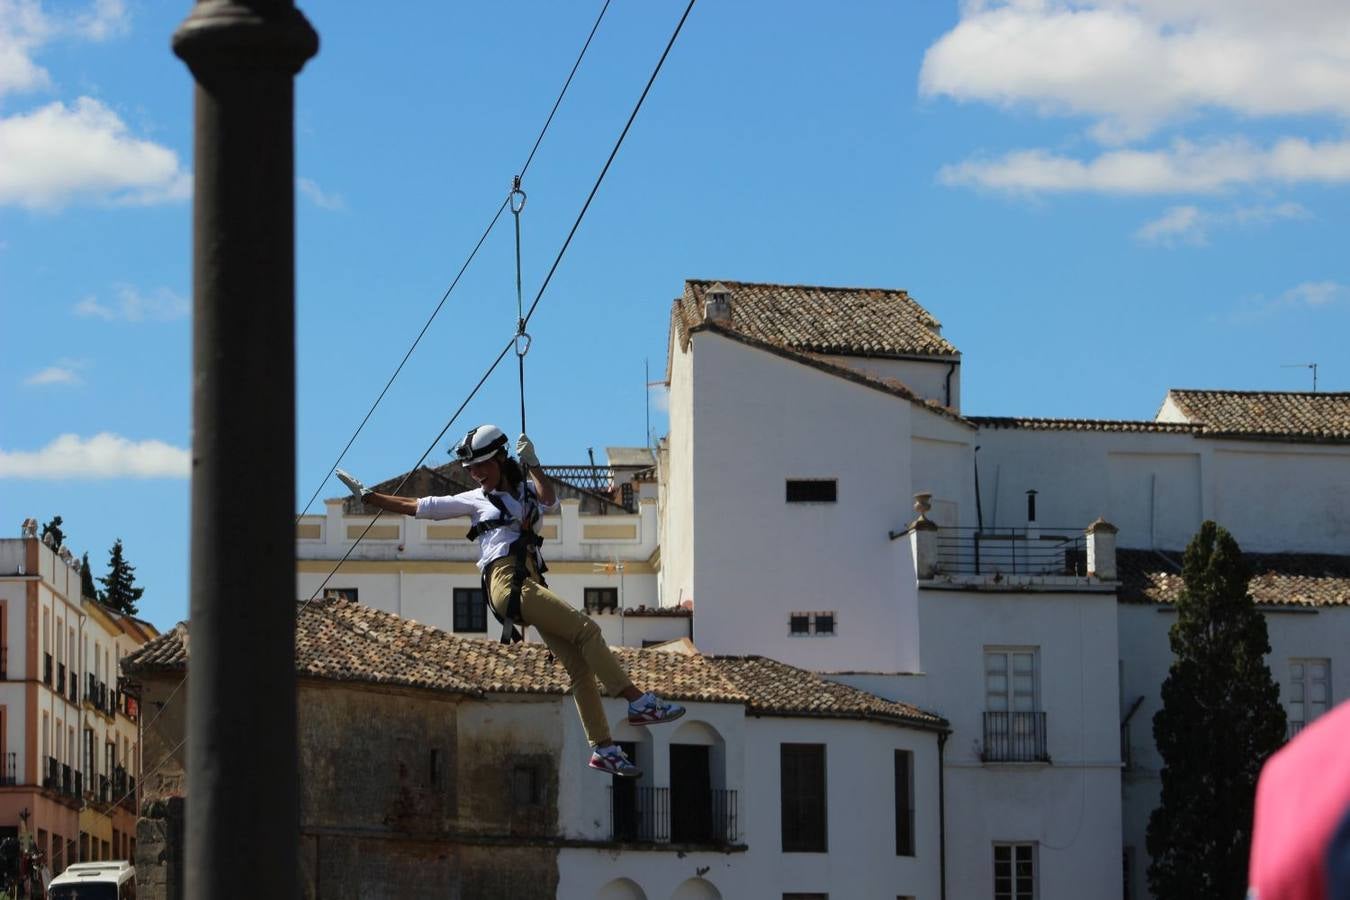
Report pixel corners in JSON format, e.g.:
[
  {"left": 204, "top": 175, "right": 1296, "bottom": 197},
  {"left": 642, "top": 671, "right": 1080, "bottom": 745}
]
[
  {"left": 585, "top": 587, "right": 619, "bottom": 614},
  {"left": 789, "top": 612, "right": 837, "bottom": 637},
  {"left": 453, "top": 588, "right": 487, "bottom": 633},
  {"left": 512, "top": 765, "right": 541, "bottom": 806},
  {"left": 786, "top": 479, "right": 837, "bottom": 503}
]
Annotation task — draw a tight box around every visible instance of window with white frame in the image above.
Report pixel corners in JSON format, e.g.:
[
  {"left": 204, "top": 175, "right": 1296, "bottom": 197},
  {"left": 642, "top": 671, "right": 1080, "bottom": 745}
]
[
  {"left": 1289, "top": 658, "right": 1331, "bottom": 736},
  {"left": 993, "top": 842, "right": 1036, "bottom": 900},
  {"left": 984, "top": 648, "right": 1046, "bottom": 762}
]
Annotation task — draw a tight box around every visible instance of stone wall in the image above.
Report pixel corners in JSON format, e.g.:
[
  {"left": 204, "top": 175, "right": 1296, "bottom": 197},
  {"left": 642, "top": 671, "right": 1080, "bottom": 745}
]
[{"left": 135, "top": 797, "right": 184, "bottom": 900}]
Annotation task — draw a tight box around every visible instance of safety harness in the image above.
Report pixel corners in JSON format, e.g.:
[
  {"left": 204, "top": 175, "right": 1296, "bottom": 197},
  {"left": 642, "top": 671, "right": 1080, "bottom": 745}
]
[{"left": 466, "top": 481, "right": 548, "bottom": 644}]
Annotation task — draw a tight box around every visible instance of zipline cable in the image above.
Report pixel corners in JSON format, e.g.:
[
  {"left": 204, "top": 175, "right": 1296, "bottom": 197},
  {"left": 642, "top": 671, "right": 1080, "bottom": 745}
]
[
  {"left": 300, "top": 335, "right": 518, "bottom": 612},
  {"left": 295, "top": 0, "right": 614, "bottom": 523},
  {"left": 294, "top": 197, "right": 509, "bottom": 524},
  {"left": 106, "top": 0, "right": 626, "bottom": 814},
  {"left": 522, "top": 0, "right": 697, "bottom": 330}
]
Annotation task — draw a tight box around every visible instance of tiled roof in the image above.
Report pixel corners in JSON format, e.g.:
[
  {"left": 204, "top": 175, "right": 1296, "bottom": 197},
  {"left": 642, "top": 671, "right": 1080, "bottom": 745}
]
[
  {"left": 1118, "top": 549, "right": 1350, "bottom": 607},
  {"left": 970, "top": 416, "right": 1199, "bottom": 434},
  {"left": 122, "top": 599, "right": 945, "bottom": 730},
  {"left": 676, "top": 279, "right": 958, "bottom": 358},
  {"left": 671, "top": 290, "right": 971, "bottom": 428},
  {"left": 1163, "top": 390, "right": 1350, "bottom": 443}
]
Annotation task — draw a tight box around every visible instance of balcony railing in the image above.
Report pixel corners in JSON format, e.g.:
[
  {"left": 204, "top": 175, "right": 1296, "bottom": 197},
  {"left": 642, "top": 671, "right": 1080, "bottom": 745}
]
[
  {"left": 61, "top": 763, "right": 72, "bottom": 796},
  {"left": 87, "top": 673, "right": 97, "bottom": 705},
  {"left": 121, "top": 776, "right": 136, "bottom": 813},
  {"left": 45, "top": 756, "right": 59, "bottom": 789},
  {"left": 99, "top": 774, "right": 110, "bottom": 804},
  {"left": 936, "top": 527, "right": 1087, "bottom": 577},
  {"left": 57, "top": 662, "right": 65, "bottom": 693},
  {"left": 44, "top": 653, "right": 53, "bottom": 687},
  {"left": 609, "top": 787, "right": 739, "bottom": 844},
  {"left": 68, "top": 672, "right": 78, "bottom": 703},
  {"left": 982, "top": 711, "right": 1049, "bottom": 763},
  {"left": 1, "top": 752, "right": 15, "bottom": 786}
]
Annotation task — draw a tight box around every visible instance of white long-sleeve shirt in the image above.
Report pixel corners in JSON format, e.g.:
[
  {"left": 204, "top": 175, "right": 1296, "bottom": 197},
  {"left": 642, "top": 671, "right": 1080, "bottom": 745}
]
[{"left": 415, "top": 484, "right": 558, "bottom": 571}]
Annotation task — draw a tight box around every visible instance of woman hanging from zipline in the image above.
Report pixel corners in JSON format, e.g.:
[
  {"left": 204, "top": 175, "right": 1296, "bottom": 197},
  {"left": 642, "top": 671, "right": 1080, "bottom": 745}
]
[{"left": 336, "top": 424, "right": 682, "bottom": 777}]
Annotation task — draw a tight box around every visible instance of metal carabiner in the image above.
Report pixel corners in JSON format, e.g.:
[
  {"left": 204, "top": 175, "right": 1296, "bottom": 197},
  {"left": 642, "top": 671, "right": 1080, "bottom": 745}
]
[
  {"left": 514, "top": 326, "right": 532, "bottom": 358},
  {"left": 509, "top": 175, "right": 527, "bottom": 215}
]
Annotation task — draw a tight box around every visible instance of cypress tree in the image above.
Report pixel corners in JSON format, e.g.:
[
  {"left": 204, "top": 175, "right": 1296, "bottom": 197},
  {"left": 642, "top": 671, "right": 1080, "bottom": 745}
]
[
  {"left": 1146, "top": 521, "right": 1287, "bottom": 899},
  {"left": 80, "top": 552, "right": 98, "bottom": 601},
  {"left": 97, "top": 538, "right": 144, "bottom": 616}
]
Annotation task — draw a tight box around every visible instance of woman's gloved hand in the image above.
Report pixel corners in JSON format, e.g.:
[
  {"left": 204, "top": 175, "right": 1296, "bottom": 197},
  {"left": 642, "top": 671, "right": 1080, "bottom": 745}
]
[
  {"left": 516, "top": 434, "right": 540, "bottom": 469},
  {"left": 335, "top": 468, "right": 370, "bottom": 499}
]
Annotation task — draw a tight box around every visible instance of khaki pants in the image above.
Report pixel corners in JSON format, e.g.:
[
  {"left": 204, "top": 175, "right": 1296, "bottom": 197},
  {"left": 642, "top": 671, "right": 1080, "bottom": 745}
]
[{"left": 487, "top": 555, "right": 634, "bottom": 745}]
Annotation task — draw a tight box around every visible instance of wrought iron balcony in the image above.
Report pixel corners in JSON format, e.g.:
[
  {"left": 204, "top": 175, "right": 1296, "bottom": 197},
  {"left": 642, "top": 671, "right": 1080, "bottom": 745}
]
[
  {"left": 1, "top": 752, "right": 15, "bottom": 786},
  {"left": 936, "top": 527, "right": 1087, "bottom": 577},
  {"left": 57, "top": 662, "right": 65, "bottom": 692},
  {"left": 99, "top": 774, "right": 110, "bottom": 804},
  {"left": 68, "top": 673, "right": 78, "bottom": 703},
  {"left": 609, "top": 787, "right": 739, "bottom": 845},
  {"left": 61, "top": 763, "right": 72, "bottom": 796},
  {"left": 45, "top": 756, "right": 59, "bottom": 789},
  {"left": 87, "top": 673, "right": 97, "bottom": 705},
  {"left": 982, "top": 711, "right": 1049, "bottom": 763},
  {"left": 44, "top": 653, "right": 53, "bottom": 687}
]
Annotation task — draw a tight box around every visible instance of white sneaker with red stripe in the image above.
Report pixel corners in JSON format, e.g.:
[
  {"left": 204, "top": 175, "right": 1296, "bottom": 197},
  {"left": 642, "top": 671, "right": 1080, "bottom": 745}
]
[
  {"left": 588, "top": 744, "right": 641, "bottom": 778},
  {"left": 627, "top": 692, "right": 686, "bottom": 726}
]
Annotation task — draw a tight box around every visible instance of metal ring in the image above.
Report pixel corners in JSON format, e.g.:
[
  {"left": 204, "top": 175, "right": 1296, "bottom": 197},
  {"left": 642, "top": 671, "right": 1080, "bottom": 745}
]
[
  {"left": 509, "top": 187, "right": 527, "bottom": 215},
  {"left": 514, "top": 330, "right": 532, "bottom": 357}
]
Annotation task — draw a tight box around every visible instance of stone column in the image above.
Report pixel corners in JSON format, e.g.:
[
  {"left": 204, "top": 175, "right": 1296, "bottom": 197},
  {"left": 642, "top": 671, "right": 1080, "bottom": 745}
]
[
  {"left": 910, "top": 493, "right": 940, "bottom": 579},
  {"left": 172, "top": 4, "right": 317, "bottom": 899},
  {"left": 1086, "top": 517, "right": 1119, "bottom": 580}
]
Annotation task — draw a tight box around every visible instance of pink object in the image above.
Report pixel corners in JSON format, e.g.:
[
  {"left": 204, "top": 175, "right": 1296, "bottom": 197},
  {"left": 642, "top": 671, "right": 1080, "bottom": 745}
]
[{"left": 1249, "top": 701, "right": 1350, "bottom": 900}]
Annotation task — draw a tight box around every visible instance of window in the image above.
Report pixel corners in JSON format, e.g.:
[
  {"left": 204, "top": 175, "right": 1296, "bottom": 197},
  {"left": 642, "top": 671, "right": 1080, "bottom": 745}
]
[
  {"left": 452, "top": 588, "right": 487, "bottom": 633},
  {"left": 984, "top": 648, "right": 1047, "bottom": 762},
  {"left": 1289, "top": 658, "right": 1331, "bottom": 737},
  {"left": 584, "top": 587, "right": 619, "bottom": 614},
  {"left": 322, "top": 587, "right": 357, "bottom": 602},
  {"left": 994, "top": 843, "right": 1036, "bottom": 900},
  {"left": 786, "top": 479, "right": 837, "bottom": 503},
  {"left": 780, "top": 743, "right": 827, "bottom": 852},
  {"left": 512, "top": 765, "right": 541, "bottom": 806},
  {"left": 895, "top": 750, "right": 914, "bottom": 856},
  {"left": 788, "top": 611, "right": 837, "bottom": 637}
]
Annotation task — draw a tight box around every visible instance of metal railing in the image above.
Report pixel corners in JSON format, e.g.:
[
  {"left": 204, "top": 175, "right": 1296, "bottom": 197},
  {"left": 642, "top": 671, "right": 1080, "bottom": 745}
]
[
  {"left": 44, "top": 653, "right": 52, "bottom": 687},
  {"left": 57, "top": 662, "right": 65, "bottom": 692},
  {"left": 61, "top": 763, "right": 72, "bottom": 796},
  {"left": 87, "top": 673, "right": 97, "bottom": 705},
  {"left": 68, "top": 672, "right": 77, "bottom": 703},
  {"left": 45, "top": 756, "right": 59, "bottom": 789},
  {"left": 99, "top": 774, "right": 110, "bottom": 803},
  {"left": 982, "top": 711, "right": 1049, "bottom": 762},
  {"left": 609, "top": 787, "right": 738, "bottom": 844},
  {"left": 936, "top": 527, "right": 1087, "bottom": 577},
  {"left": 542, "top": 465, "right": 615, "bottom": 493},
  {"left": 1, "top": 752, "right": 15, "bottom": 786}
]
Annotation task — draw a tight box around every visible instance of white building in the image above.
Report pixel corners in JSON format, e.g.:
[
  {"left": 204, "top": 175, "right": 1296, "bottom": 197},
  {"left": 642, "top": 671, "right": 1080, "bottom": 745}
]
[
  {"left": 127, "top": 597, "right": 949, "bottom": 900},
  {"left": 658, "top": 278, "right": 1350, "bottom": 900},
  {"left": 295, "top": 455, "right": 683, "bottom": 648}
]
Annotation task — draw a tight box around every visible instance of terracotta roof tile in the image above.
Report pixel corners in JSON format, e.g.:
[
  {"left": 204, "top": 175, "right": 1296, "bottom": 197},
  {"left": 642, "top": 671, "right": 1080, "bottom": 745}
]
[
  {"left": 1118, "top": 549, "right": 1350, "bottom": 607},
  {"left": 122, "top": 600, "right": 946, "bottom": 729},
  {"left": 970, "top": 416, "right": 1199, "bottom": 434},
  {"left": 1164, "top": 390, "right": 1350, "bottom": 443},
  {"left": 676, "top": 279, "right": 958, "bottom": 358}
]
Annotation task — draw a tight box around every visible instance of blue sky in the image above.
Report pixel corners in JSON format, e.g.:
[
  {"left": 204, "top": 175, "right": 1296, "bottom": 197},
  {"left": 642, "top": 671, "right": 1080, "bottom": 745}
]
[{"left": 3, "top": 0, "right": 1348, "bottom": 630}]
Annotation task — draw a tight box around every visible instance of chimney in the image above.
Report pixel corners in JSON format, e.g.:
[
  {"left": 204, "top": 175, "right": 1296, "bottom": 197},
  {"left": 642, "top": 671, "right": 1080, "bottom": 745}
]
[
  {"left": 1086, "top": 517, "right": 1119, "bottom": 580},
  {"left": 703, "top": 282, "right": 732, "bottom": 324}
]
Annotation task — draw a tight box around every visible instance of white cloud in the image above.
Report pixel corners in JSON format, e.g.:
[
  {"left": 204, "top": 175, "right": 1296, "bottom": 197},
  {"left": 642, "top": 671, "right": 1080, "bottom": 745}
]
[
  {"left": 1135, "top": 201, "right": 1309, "bottom": 246},
  {"left": 1227, "top": 280, "right": 1345, "bottom": 324},
  {"left": 298, "top": 177, "right": 345, "bottom": 211},
  {"left": 920, "top": 0, "right": 1350, "bottom": 142},
  {"left": 0, "top": 433, "right": 190, "bottom": 479},
  {"left": 0, "top": 0, "right": 129, "bottom": 99},
  {"left": 22, "top": 356, "right": 89, "bottom": 386},
  {"left": 940, "top": 138, "right": 1350, "bottom": 194},
  {"left": 0, "top": 98, "right": 189, "bottom": 209},
  {"left": 74, "top": 284, "right": 188, "bottom": 322}
]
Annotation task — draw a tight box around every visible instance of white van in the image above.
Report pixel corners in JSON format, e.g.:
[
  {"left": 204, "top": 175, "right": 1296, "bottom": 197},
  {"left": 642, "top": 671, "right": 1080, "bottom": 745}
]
[{"left": 47, "top": 861, "right": 136, "bottom": 899}]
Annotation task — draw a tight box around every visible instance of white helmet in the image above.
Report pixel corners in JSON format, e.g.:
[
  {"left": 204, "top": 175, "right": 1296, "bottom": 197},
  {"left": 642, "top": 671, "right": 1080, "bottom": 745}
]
[{"left": 452, "top": 424, "right": 509, "bottom": 466}]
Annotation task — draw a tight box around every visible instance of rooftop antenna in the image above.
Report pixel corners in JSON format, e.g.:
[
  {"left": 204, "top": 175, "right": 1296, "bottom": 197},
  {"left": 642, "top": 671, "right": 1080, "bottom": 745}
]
[{"left": 1281, "top": 362, "right": 1318, "bottom": 392}]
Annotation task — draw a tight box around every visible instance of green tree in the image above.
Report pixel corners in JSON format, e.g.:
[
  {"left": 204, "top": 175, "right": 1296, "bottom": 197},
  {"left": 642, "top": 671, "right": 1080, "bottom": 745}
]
[
  {"left": 80, "top": 552, "right": 98, "bottom": 601},
  {"left": 1146, "top": 521, "right": 1287, "bottom": 899},
  {"left": 40, "top": 516, "right": 65, "bottom": 548},
  {"left": 97, "top": 538, "right": 144, "bottom": 616}
]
